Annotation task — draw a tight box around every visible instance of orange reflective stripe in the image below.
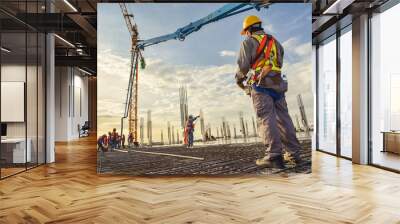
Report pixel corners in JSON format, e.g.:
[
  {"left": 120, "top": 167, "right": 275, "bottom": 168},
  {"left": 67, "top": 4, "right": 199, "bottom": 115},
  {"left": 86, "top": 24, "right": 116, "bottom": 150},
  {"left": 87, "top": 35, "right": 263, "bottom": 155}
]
[
  {"left": 264, "top": 37, "right": 274, "bottom": 64},
  {"left": 251, "top": 35, "right": 268, "bottom": 70},
  {"left": 256, "top": 35, "right": 267, "bottom": 57}
]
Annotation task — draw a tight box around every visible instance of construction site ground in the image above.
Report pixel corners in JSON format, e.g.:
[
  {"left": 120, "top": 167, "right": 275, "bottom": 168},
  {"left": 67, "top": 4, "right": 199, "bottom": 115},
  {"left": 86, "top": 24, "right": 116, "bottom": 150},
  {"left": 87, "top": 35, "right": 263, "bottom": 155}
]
[{"left": 97, "top": 140, "right": 312, "bottom": 176}]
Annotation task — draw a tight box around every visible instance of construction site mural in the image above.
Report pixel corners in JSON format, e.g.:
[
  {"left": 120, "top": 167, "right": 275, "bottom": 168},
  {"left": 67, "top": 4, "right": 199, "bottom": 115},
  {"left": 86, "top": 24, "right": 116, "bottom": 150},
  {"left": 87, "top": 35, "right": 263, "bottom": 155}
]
[{"left": 97, "top": 3, "right": 313, "bottom": 175}]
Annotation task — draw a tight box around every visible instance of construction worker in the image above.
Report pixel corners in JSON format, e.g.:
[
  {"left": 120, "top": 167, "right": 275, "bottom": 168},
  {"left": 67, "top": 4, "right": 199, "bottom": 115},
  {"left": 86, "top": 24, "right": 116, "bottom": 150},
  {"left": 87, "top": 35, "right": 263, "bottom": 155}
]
[
  {"left": 97, "top": 134, "right": 109, "bottom": 152},
  {"left": 235, "top": 15, "right": 303, "bottom": 169},
  {"left": 107, "top": 132, "right": 113, "bottom": 151},
  {"left": 111, "top": 128, "right": 118, "bottom": 149},
  {"left": 185, "top": 115, "right": 200, "bottom": 148},
  {"left": 122, "top": 134, "right": 126, "bottom": 149},
  {"left": 128, "top": 132, "right": 133, "bottom": 147}
]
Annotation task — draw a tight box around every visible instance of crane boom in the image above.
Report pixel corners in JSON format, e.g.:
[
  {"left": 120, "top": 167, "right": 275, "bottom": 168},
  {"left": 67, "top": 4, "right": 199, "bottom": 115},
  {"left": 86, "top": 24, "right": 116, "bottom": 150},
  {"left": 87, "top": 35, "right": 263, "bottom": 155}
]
[{"left": 137, "top": 2, "right": 270, "bottom": 49}]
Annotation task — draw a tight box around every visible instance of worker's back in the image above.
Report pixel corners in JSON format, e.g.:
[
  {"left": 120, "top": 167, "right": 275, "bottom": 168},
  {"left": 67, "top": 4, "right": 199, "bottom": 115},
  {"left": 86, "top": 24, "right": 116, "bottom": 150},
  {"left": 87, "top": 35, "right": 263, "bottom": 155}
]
[{"left": 237, "top": 30, "right": 284, "bottom": 76}]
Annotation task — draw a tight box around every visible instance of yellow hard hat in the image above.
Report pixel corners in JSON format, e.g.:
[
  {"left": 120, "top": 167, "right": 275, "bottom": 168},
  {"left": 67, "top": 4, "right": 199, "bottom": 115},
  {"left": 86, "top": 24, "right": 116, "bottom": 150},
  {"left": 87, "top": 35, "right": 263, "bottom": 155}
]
[{"left": 241, "top": 15, "right": 262, "bottom": 35}]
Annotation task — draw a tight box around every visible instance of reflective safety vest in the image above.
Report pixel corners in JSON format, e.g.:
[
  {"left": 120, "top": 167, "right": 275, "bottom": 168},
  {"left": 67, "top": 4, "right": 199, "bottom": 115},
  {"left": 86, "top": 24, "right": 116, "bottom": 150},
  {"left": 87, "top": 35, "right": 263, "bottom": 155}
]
[
  {"left": 249, "top": 34, "right": 285, "bottom": 101},
  {"left": 248, "top": 34, "right": 281, "bottom": 85}
]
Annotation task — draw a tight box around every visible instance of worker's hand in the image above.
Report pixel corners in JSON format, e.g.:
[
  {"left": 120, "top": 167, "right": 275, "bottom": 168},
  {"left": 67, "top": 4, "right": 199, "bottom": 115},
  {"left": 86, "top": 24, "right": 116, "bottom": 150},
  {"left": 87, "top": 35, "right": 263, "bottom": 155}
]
[{"left": 244, "top": 86, "right": 251, "bottom": 96}]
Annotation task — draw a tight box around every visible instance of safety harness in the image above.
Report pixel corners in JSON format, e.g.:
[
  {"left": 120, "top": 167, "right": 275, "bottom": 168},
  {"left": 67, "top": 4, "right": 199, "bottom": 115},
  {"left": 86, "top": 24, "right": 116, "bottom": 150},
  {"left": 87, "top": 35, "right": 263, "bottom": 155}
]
[{"left": 248, "top": 34, "right": 284, "bottom": 101}]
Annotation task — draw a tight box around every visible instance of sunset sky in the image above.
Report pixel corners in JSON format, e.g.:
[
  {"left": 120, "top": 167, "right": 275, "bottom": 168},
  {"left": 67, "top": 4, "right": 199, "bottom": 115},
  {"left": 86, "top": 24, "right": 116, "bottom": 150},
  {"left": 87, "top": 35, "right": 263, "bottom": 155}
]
[{"left": 98, "top": 3, "right": 312, "bottom": 142}]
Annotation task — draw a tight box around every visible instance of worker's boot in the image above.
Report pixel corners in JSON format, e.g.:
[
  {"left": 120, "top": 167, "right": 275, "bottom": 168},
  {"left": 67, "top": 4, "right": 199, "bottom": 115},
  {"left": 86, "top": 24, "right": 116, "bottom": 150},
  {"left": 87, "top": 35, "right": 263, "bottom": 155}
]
[
  {"left": 290, "top": 154, "right": 307, "bottom": 167},
  {"left": 256, "top": 155, "right": 285, "bottom": 169},
  {"left": 282, "top": 150, "right": 305, "bottom": 166}
]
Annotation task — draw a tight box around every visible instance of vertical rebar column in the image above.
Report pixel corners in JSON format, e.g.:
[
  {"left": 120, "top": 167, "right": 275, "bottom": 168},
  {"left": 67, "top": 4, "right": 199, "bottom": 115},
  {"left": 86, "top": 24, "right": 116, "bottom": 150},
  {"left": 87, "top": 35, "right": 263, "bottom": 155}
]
[
  {"left": 200, "top": 109, "right": 205, "bottom": 142},
  {"left": 147, "top": 110, "right": 152, "bottom": 146},
  {"left": 167, "top": 122, "right": 171, "bottom": 145},
  {"left": 222, "top": 117, "right": 226, "bottom": 139},
  {"left": 227, "top": 122, "right": 231, "bottom": 138},
  {"left": 252, "top": 117, "right": 257, "bottom": 137},
  {"left": 161, "top": 130, "right": 164, "bottom": 145},
  {"left": 245, "top": 121, "right": 249, "bottom": 138},
  {"left": 297, "top": 94, "right": 310, "bottom": 137},
  {"left": 177, "top": 130, "right": 180, "bottom": 144},
  {"left": 239, "top": 112, "right": 246, "bottom": 138},
  {"left": 140, "top": 117, "right": 144, "bottom": 145},
  {"left": 172, "top": 125, "right": 175, "bottom": 144},
  {"left": 179, "top": 86, "right": 188, "bottom": 129},
  {"left": 233, "top": 124, "right": 237, "bottom": 139},
  {"left": 225, "top": 121, "right": 229, "bottom": 138},
  {"left": 295, "top": 114, "right": 301, "bottom": 132}
]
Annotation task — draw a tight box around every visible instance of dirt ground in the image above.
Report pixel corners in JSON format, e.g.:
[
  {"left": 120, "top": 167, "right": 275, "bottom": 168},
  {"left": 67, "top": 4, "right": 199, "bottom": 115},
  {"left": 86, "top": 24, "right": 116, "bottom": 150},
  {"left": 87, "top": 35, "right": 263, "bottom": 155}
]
[{"left": 97, "top": 140, "right": 312, "bottom": 176}]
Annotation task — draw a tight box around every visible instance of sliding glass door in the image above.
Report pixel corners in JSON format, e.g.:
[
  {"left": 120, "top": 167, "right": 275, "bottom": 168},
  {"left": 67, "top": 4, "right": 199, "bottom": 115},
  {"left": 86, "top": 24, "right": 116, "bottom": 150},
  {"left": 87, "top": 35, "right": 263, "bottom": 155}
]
[
  {"left": 370, "top": 3, "right": 400, "bottom": 171},
  {"left": 317, "top": 35, "right": 337, "bottom": 154},
  {"left": 316, "top": 24, "right": 353, "bottom": 158},
  {"left": 339, "top": 27, "right": 352, "bottom": 158},
  {"left": 0, "top": 1, "right": 46, "bottom": 179}
]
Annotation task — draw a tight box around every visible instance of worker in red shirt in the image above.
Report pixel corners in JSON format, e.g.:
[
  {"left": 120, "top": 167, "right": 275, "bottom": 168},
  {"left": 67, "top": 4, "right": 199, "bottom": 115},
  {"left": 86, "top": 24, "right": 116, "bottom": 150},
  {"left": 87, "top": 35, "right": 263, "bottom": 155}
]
[{"left": 185, "top": 115, "right": 200, "bottom": 148}]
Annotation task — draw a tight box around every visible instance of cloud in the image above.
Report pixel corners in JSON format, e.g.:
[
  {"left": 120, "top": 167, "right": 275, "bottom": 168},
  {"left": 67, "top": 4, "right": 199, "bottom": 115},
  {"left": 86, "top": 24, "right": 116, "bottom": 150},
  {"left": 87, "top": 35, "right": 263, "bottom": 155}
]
[
  {"left": 219, "top": 50, "right": 237, "bottom": 57},
  {"left": 98, "top": 49, "right": 313, "bottom": 141},
  {"left": 282, "top": 37, "right": 312, "bottom": 63},
  {"left": 263, "top": 24, "right": 274, "bottom": 33}
]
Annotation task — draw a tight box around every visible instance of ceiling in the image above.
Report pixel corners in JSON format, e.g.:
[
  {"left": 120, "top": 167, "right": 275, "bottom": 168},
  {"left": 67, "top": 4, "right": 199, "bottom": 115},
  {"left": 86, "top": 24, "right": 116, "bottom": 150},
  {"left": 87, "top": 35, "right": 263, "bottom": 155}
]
[
  {"left": 0, "top": 0, "right": 396, "bottom": 74},
  {"left": 0, "top": 0, "right": 98, "bottom": 75}
]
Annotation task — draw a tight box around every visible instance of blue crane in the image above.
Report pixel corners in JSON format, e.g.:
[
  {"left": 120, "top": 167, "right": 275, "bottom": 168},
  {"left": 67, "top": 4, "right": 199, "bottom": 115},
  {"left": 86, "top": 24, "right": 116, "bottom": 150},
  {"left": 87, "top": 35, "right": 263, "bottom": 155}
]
[{"left": 121, "top": 2, "right": 271, "bottom": 145}]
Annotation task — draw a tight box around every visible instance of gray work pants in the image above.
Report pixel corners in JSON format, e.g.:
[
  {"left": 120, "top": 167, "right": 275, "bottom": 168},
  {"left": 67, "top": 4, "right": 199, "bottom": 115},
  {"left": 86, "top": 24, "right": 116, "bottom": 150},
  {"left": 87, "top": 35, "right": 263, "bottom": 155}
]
[{"left": 251, "top": 90, "right": 301, "bottom": 160}]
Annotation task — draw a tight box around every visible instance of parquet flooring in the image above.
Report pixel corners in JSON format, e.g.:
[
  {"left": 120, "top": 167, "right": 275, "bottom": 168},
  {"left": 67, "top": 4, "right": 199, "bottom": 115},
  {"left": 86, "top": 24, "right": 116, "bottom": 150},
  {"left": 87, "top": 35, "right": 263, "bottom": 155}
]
[{"left": 1, "top": 135, "right": 400, "bottom": 223}]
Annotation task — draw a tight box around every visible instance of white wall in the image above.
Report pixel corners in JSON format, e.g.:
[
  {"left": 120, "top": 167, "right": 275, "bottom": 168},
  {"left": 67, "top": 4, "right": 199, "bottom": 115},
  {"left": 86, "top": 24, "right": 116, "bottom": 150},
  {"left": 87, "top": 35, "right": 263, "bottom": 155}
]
[
  {"left": 1, "top": 63, "right": 46, "bottom": 164},
  {"left": 1, "top": 65, "right": 26, "bottom": 138},
  {"left": 54, "top": 67, "right": 89, "bottom": 141}
]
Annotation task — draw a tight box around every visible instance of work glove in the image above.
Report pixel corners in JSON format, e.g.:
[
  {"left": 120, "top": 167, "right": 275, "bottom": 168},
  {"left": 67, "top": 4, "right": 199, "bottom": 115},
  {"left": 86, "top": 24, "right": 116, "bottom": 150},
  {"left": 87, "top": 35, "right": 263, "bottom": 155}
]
[{"left": 243, "top": 85, "right": 251, "bottom": 96}]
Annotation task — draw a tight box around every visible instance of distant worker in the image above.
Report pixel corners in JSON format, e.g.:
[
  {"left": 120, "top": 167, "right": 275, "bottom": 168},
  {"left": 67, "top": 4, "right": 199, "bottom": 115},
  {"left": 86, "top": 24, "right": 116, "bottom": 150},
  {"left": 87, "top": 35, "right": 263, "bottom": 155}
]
[
  {"left": 122, "top": 134, "right": 126, "bottom": 149},
  {"left": 111, "top": 128, "right": 118, "bottom": 149},
  {"left": 235, "top": 15, "right": 303, "bottom": 169},
  {"left": 107, "top": 132, "right": 113, "bottom": 151},
  {"left": 185, "top": 115, "right": 200, "bottom": 148},
  {"left": 128, "top": 132, "right": 134, "bottom": 147},
  {"left": 97, "top": 134, "right": 109, "bottom": 152},
  {"left": 116, "top": 132, "right": 121, "bottom": 149}
]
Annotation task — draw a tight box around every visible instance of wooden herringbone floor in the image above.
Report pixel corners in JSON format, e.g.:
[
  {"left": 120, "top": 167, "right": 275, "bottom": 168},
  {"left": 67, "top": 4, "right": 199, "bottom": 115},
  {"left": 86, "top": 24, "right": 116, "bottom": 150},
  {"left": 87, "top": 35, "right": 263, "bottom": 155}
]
[{"left": 1, "top": 136, "right": 400, "bottom": 224}]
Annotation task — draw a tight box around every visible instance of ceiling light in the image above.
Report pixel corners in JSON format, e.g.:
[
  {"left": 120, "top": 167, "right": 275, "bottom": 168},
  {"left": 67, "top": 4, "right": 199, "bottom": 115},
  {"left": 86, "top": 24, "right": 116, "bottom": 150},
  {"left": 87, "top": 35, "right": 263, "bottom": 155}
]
[
  {"left": 1, "top": 47, "right": 11, "bottom": 53},
  {"left": 323, "top": 0, "right": 355, "bottom": 15},
  {"left": 63, "top": 0, "right": 78, "bottom": 12},
  {"left": 78, "top": 67, "right": 93, "bottom": 76},
  {"left": 54, "top": 34, "right": 75, "bottom": 48}
]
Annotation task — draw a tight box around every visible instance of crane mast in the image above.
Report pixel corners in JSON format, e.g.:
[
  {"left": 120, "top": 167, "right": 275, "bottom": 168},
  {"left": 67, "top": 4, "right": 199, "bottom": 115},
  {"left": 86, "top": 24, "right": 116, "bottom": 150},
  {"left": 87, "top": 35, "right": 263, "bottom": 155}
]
[{"left": 120, "top": 3, "right": 140, "bottom": 145}]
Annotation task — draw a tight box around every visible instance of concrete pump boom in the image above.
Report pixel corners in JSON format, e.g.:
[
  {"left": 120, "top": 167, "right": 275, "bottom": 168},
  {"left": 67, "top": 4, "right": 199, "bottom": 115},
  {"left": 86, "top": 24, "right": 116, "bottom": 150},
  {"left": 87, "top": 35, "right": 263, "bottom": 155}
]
[{"left": 120, "top": 2, "right": 270, "bottom": 146}]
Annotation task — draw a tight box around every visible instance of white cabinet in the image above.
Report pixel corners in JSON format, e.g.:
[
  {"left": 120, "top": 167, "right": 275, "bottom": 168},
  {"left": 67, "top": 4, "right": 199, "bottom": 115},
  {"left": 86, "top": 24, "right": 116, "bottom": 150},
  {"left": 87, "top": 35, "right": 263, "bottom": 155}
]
[{"left": 1, "top": 138, "right": 32, "bottom": 163}]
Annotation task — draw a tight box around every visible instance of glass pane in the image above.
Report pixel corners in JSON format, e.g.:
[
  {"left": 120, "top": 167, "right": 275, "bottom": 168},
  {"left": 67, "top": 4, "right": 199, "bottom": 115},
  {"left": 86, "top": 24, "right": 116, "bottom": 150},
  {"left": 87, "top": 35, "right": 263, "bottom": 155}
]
[
  {"left": 371, "top": 4, "right": 400, "bottom": 171},
  {"left": 312, "top": 45, "right": 316, "bottom": 151},
  {"left": 27, "top": 31, "right": 38, "bottom": 169},
  {"left": 340, "top": 29, "right": 352, "bottom": 158},
  {"left": 38, "top": 32, "right": 45, "bottom": 165},
  {"left": 317, "top": 36, "right": 337, "bottom": 154},
  {"left": 1, "top": 31, "right": 27, "bottom": 177}
]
